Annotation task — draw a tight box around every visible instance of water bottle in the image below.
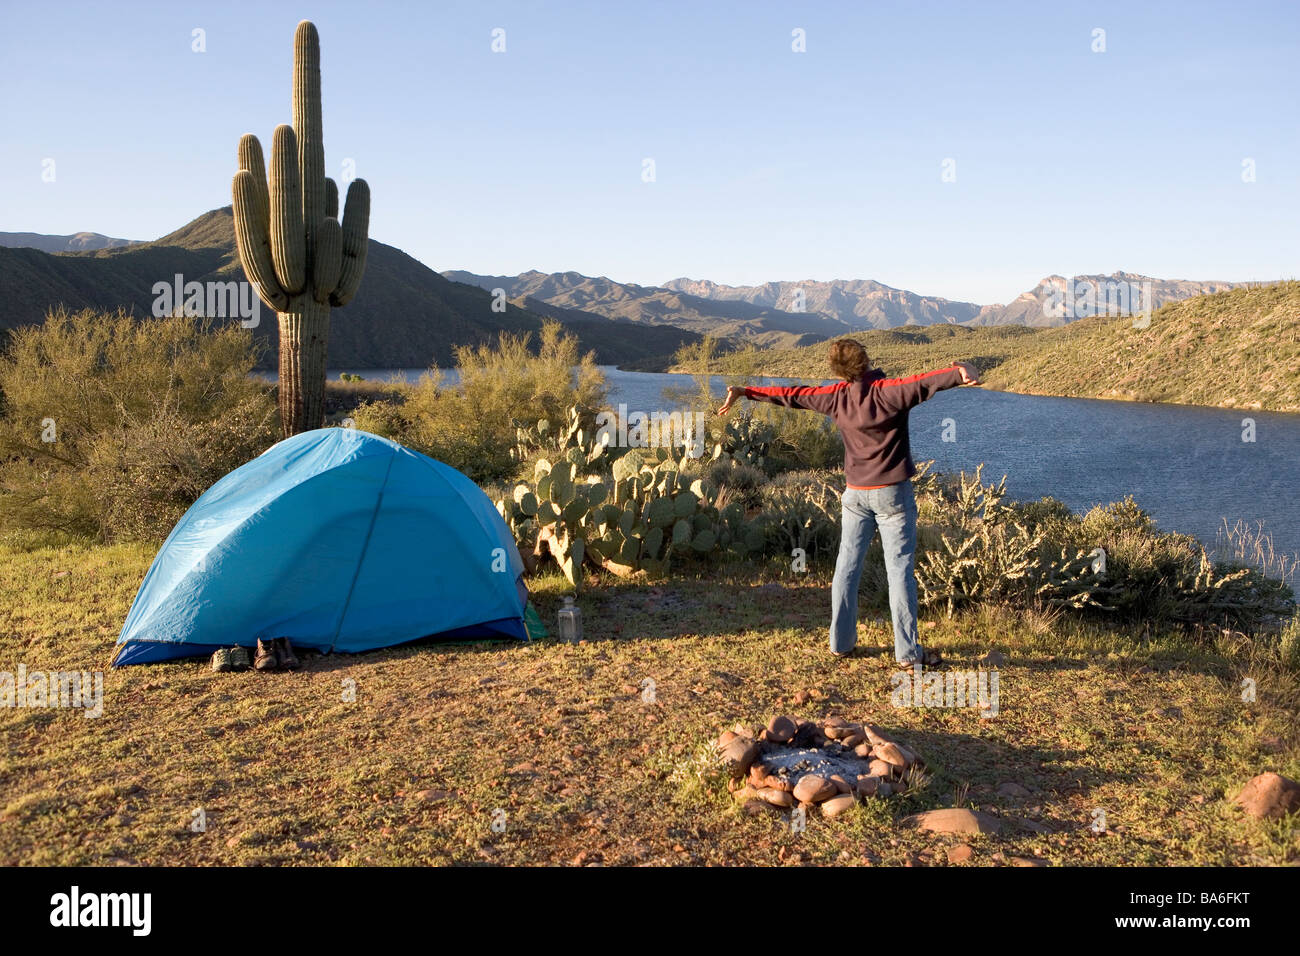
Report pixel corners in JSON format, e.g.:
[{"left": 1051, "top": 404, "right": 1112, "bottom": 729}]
[{"left": 557, "top": 595, "right": 582, "bottom": 643}]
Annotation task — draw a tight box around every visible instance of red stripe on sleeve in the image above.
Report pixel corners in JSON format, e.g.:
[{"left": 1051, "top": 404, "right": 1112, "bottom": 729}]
[
  {"left": 744, "top": 382, "right": 848, "bottom": 398},
  {"left": 870, "top": 366, "right": 958, "bottom": 388}
]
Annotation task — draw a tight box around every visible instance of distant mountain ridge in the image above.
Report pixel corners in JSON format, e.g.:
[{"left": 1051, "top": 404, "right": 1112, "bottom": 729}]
[
  {"left": 662, "top": 276, "right": 983, "bottom": 328},
  {"left": 442, "top": 269, "right": 849, "bottom": 348},
  {"left": 451, "top": 270, "right": 1248, "bottom": 337},
  {"left": 664, "top": 273, "right": 1246, "bottom": 329},
  {"left": 0, "top": 231, "right": 140, "bottom": 253},
  {"left": 2, "top": 215, "right": 1257, "bottom": 368},
  {"left": 0, "top": 210, "right": 706, "bottom": 370}
]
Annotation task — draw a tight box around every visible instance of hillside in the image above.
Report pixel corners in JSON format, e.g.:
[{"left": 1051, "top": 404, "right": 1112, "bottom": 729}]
[
  {"left": 443, "top": 269, "right": 849, "bottom": 348},
  {"left": 0, "top": 210, "right": 706, "bottom": 370},
  {"left": 0, "top": 230, "right": 139, "bottom": 253},
  {"left": 694, "top": 282, "right": 1300, "bottom": 413},
  {"left": 984, "top": 282, "right": 1300, "bottom": 411}
]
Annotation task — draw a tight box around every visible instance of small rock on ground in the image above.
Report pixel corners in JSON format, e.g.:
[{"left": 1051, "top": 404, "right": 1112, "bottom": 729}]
[
  {"left": 904, "top": 808, "right": 1003, "bottom": 835},
  {"left": 1233, "top": 772, "right": 1300, "bottom": 819}
]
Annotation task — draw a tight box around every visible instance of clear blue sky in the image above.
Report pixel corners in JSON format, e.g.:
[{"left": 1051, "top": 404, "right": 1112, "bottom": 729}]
[{"left": 2, "top": 0, "right": 1296, "bottom": 303}]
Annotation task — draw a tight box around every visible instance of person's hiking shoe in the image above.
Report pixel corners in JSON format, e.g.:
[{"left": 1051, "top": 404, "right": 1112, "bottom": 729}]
[
  {"left": 211, "top": 648, "right": 234, "bottom": 673},
  {"left": 228, "top": 645, "right": 252, "bottom": 672},
  {"left": 254, "top": 639, "right": 279, "bottom": 672},
  {"left": 275, "top": 638, "right": 301, "bottom": 671}
]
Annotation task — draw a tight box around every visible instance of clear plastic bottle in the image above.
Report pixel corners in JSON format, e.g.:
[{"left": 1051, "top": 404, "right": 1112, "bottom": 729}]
[{"left": 557, "top": 595, "right": 582, "bottom": 643}]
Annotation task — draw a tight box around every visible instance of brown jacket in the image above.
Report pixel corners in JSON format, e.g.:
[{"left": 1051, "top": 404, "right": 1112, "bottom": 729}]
[{"left": 744, "top": 365, "right": 964, "bottom": 488}]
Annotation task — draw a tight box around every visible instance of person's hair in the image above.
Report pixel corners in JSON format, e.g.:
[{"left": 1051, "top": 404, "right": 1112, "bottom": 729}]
[{"left": 827, "top": 338, "right": 870, "bottom": 381}]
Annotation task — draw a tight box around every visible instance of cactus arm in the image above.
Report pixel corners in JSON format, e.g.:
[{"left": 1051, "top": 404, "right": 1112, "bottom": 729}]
[
  {"left": 237, "top": 134, "right": 271, "bottom": 226},
  {"left": 324, "top": 177, "right": 338, "bottom": 219},
  {"left": 293, "top": 20, "right": 325, "bottom": 274},
  {"left": 269, "top": 124, "right": 306, "bottom": 295},
  {"left": 330, "top": 178, "right": 370, "bottom": 307},
  {"left": 232, "top": 170, "right": 289, "bottom": 312},
  {"left": 312, "top": 217, "right": 342, "bottom": 305}
]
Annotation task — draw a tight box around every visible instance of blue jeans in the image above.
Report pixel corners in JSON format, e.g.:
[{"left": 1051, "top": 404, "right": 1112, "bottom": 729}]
[{"left": 830, "top": 481, "right": 921, "bottom": 662}]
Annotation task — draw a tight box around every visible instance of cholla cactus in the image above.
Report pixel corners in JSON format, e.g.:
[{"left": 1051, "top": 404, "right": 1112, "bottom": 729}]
[{"left": 231, "top": 20, "right": 370, "bottom": 436}]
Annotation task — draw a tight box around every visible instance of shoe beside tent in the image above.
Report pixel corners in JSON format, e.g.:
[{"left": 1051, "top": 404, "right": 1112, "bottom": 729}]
[{"left": 113, "top": 428, "right": 529, "bottom": 666}]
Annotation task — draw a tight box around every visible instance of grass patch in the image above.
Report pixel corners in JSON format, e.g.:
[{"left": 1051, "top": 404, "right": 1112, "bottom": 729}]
[{"left": 1, "top": 541, "right": 1296, "bottom": 865}]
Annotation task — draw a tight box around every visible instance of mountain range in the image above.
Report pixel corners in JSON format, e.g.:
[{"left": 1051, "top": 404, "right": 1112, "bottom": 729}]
[
  {"left": 451, "top": 269, "right": 1245, "bottom": 336},
  {"left": 0, "top": 215, "right": 1252, "bottom": 369},
  {"left": 0, "top": 231, "right": 139, "bottom": 253},
  {"left": 661, "top": 273, "right": 1244, "bottom": 328},
  {"left": 441, "top": 270, "right": 847, "bottom": 348},
  {"left": 0, "top": 211, "right": 706, "bottom": 370}
]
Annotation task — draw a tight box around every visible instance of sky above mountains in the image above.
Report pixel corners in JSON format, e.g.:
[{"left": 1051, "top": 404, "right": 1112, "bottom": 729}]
[{"left": 3, "top": 0, "right": 1297, "bottom": 304}]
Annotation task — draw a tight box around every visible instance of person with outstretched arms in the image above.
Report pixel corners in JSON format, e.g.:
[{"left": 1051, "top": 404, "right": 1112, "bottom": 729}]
[{"left": 717, "top": 338, "right": 981, "bottom": 667}]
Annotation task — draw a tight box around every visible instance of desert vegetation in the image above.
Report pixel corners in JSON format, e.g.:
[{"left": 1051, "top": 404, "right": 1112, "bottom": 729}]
[
  {"left": 1, "top": 307, "right": 1297, "bottom": 866},
  {"left": 0, "top": 308, "right": 276, "bottom": 541}
]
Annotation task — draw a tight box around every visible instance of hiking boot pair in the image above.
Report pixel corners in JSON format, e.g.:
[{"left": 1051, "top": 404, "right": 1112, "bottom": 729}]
[
  {"left": 211, "top": 646, "right": 252, "bottom": 673},
  {"left": 254, "top": 638, "right": 300, "bottom": 672}
]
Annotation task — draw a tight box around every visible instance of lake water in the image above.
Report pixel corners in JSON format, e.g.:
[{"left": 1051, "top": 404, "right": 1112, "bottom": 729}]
[{"left": 303, "top": 365, "right": 1300, "bottom": 561}]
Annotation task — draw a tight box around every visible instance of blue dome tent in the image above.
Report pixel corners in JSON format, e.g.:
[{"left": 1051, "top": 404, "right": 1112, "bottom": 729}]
[{"left": 113, "top": 428, "right": 529, "bottom": 666}]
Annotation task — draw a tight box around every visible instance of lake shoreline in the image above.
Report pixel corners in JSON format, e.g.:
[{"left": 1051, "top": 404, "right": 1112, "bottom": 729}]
[{"left": 292, "top": 366, "right": 1300, "bottom": 418}]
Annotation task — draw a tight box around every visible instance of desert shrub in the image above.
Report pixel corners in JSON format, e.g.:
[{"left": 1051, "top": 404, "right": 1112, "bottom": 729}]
[
  {"left": 756, "top": 469, "right": 844, "bottom": 561},
  {"left": 916, "top": 466, "right": 1102, "bottom": 616},
  {"left": 669, "top": 338, "right": 844, "bottom": 476},
  {"left": 754, "top": 405, "right": 844, "bottom": 472},
  {"left": 703, "top": 459, "right": 769, "bottom": 511},
  {"left": 0, "top": 308, "right": 277, "bottom": 541},
  {"left": 1055, "top": 497, "right": 1292, "bottom": 625},
  {"left": 1015, "top": 496, "right": 1077, "bottom": 531},
  {"left": 1280, "top": 615, "right": 1300, "bottom": 673},
  {"left": 1214, "top": 517, "right": 1298, "bottom": 588},
  {"left": 917, "top": 471, "right": 1294, "bottom": 628},
  {"left": 352, "top": 322, "right": 606, "bottom": 483}
]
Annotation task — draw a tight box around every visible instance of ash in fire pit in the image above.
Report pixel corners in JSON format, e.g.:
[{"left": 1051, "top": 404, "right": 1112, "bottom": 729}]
[
  {"left": 718, "top": 714, "right": 924, "bottom": 820},
  {"left": 757, "top": 746, "right": 873, "bottom": 783}
]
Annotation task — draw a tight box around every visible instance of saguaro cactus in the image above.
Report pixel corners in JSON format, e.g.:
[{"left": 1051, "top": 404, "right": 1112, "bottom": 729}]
[{"left": 231, "top": 20, "right": 370, "bottom": 436}]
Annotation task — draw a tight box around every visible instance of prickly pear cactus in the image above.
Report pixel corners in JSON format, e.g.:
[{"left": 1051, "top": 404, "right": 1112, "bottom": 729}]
[
  {"left": 231, "top": 20, "right": 370, "bottom": 436},
  {"left": 495, "top": 408, "right": 765, "bottom": 589}
]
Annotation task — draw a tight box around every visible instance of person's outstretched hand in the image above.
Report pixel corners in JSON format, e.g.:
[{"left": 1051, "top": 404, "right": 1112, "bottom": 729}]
[
  {"left": 716, "top": 385, "right": 746, "bottom": 416},
  {"left": 955, "top": 361, "right": 982, "bottom": 385}
]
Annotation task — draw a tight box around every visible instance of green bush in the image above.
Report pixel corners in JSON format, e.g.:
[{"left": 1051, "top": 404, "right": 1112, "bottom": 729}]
[
  {"left": 0, "top": 308, "right": 277, "bottom": 541},
  {"left": 352, "top": 322, "right": 606, "bottom": 483},
  {"left": 670, "top": 337, "right": 844, "bottom": 475}
]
